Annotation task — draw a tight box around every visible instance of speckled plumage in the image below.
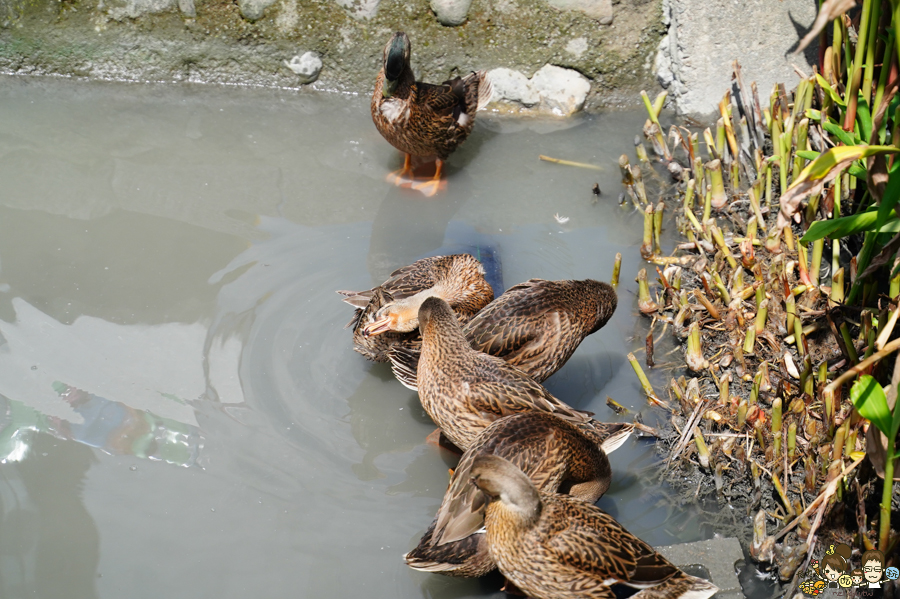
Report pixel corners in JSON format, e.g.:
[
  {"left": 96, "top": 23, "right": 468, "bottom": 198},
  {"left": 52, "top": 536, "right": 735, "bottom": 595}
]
[
  {"left": 337, "top": 254, "right": 493, "bottom": 362},
  {"left": 472, "top": 456, "right": 720, "bottom": 599},
  {"left": 399, "top": 297, "right": 632, "bottom": 452},
  {"left": 404, "top": 412, "right": 612, "bottom": 577},
  {"left": 390, "top": 278, "right": 617, "bottom": 386},
  {"left": 371, "top": 32, "right": 491, "bottom": 161},
  {"left": 465, "top": 279, "right": 617, "bottom": 382}
]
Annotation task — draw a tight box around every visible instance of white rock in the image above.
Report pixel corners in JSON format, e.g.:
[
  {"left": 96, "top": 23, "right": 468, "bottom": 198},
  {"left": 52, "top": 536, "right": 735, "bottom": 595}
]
[
  {"left": 333, "top": 0, "right": 380, "bottom": 19},
  {"left": 239, "top": 0, "right": 278, "bottom": 21},
  {"left": 530, "top": 65, "right": 591, "bottom": 116},
  {"left": 284, "top": 52, "right": 323, "bottom": 84},
  {"left": 177, "top": 0, "right": 195, "bottom": 17},
  {"left": 486, "top": 68, "right": 539, "bottom": 107},
  {"left": 430, "top": 0, "right": 471, "bottom": 25},
  {"left": 545, "top": 0, "right": 612, "bottom": 24},
  {"left": 565, "top": 37, "right": 588, "bottom": 59},
  {"left": 104, "top": 0, "right": 174, "bottom": 20}
]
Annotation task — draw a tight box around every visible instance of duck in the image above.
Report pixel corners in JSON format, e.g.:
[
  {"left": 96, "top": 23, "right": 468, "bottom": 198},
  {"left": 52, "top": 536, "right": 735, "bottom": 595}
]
[
  {"left": 337, "top": 254, "right": 494, "bottom": 362},
  {"left": 470, "top": 455, "right": 720, "bottom": 599},
  {"left": 404, "top": 411, "right": 612, "bottom": 577},
  {"left": 371, "top": 31, "right": 493, "bottom": 197},
  {"left": 387, "top": 278, "right": 617, "bottom": 386},
  {"left": 391, "top": 296, "right": 633, "bottom": 452}
]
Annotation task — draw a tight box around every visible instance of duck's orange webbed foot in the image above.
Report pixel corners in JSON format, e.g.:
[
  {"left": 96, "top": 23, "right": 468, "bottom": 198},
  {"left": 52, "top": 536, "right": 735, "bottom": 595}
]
[
  {"left": 500, "top": 578, "right": 527, "bottom": 596},
  {"left": 411, "top": 159, "right": 446, "bottom": 197},
  {"left": 425, "top": 428, "right": 463, "bottom": 454},
  {"left": 386, "top": 153, "right": 414, "bottom": 186}
]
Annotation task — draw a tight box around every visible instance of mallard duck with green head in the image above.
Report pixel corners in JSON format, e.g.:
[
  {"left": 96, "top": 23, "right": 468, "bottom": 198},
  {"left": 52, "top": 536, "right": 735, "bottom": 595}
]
[
  {"left": 405, "top": 411, "right": 613, "bottom": 577},
  {"left": 371, "top": 31, "right": 492, "bottom": 197},
  {"left": 471, "top": 455, "right": 720, "bottom": 599}
]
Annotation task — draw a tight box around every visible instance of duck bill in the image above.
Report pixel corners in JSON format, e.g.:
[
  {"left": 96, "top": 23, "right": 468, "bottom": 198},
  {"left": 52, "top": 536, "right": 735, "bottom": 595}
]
[
  {"left": 382, "top": 77, "right": 399, "bottom": 99},
  {"left": 362, "top": 317, "right": 393, "bottom": 337}
]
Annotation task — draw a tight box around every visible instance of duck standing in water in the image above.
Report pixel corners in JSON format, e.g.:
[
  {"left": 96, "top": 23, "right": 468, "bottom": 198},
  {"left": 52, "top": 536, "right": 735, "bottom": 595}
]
[
  {"left": 371, "top": 31, "right": 492, "bottom": 197},
  {"left": 405, "top": 411, "right": 613, "bottom": 577},
  {"left": 393, "top": 297, "right": 632, "bottom": 452},
  {"left": 388, "top": 278, "right": 617, "bottom": 386},
  {"left": 471, "top": 455, "right": 720, "bottom": 599},
  {"left": 337, "top": 254, "right": 493, "bottom": 362}
]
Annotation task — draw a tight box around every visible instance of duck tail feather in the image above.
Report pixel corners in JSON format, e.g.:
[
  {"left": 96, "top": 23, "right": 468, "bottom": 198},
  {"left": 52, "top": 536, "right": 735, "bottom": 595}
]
[{"left": 389, "top": 346, "right": 420, "bottom": 391}]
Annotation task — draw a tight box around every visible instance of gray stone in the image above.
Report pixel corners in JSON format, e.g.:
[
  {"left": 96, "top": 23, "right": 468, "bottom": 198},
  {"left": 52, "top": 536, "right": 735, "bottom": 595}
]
[
  {"left": 333, "top": 0, "right": 380, "bottom": 19},
  {"left": 177, "top": 0, "right": 195, "bottom": 17},
  {"left": 531, "top": 64, "right": 591, "bottom": 116},
  {"left": 238, "top": 0, "right": 278, "bottom": 21},
  {"left": 430, "top": 0, "right": 471, "bottom": 26},
  {"left": 655, "top": 0, "right": 817, "bottom": 115},
  {"left": 284, "top": 51, "right": 322, "bottom": 84},
  {"left": 103, "top": 0, "right": 175, "bottom": 21},
  {"left": 545, "top": 0, "right": 612, "bottom": 24},
  {"left": 487, "top": 65, "right": 591, "bottom": 116},
  {"left": 656, "top": 537, "right": 744, "bottom": 599},
  {"left": 487, "top": 67, "right": 540, "bottom": 107}
]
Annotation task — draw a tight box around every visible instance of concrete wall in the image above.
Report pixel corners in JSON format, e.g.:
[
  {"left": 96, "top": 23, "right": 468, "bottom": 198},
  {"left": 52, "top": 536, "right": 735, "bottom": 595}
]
[
  {"left": 655, "top": 0, "right": 818, "bottom": 115},
  {"left": 0, "top": 0, "right": 821, "bottom": 115},
  {"left": 0, "top": 0, "right": 664, "bottom": 113}
]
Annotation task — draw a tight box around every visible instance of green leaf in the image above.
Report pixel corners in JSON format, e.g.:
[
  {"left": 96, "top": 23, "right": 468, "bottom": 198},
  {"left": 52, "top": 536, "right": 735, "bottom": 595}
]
[
  {"left": 857, "top": 96, "right": 873, "bottom": 143},
  {"left": 823, "top": 120, "right": 861, "bottom": 146},
  {"left": 849, "top": 163, "right": 868, "bottom": 179},
  {"left": 851, "top": 375, "right": 893, "bottom": 437},
  {"left": 817, "top": 75, "right": 847, "bottom": 107},
  {"left": 797, "top": 150, "right": 821, "bottom": 161},
  {"left": 875, "top": 159, "right": 900, "bottom": 231},
  {"left": 800, "top": 209, "right": 900, "bottom": 243},
  {"left": 797, "top": 146, "right": 900, "bottom": 183}
]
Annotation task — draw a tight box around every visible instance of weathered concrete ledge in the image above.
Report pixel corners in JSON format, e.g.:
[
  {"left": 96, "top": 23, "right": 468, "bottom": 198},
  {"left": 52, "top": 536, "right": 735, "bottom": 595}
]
[
  {"left": 656, "top": 537, "right": 745, "bottom": 599},
  {"left": 0, "top": 0, "right": 664, "bottom": 113},
  {"left": 655, "top": 0, "right": 817, "bottom": 116}
]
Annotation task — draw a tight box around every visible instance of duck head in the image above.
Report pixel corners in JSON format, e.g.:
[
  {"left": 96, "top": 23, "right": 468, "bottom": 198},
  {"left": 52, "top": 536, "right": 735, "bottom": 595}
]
[
  {"left": 470, "top": 455, "right": 541, "bottom": 522},
  {"left": 382, "top": 32, "right": 411, "bottom": 99},
  {"left": 362, "top": 298, "right": 420, "bottom": 336}
]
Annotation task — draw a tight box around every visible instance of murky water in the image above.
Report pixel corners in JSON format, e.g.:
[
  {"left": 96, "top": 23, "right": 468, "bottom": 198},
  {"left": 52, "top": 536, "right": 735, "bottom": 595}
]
[{"left": 0, "top": 76, "right": 717, "bottom": 599}]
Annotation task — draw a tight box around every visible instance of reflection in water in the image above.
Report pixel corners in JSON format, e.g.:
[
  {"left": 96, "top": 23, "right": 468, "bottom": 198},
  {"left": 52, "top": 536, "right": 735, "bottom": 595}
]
[
  {"left": 0, "top": 298, "right": 214, "bottom": 466},
  {"left": 0, "top": 434, "right": 100, "bottom": 599},
  {"left": 0, "top": 389, "right": 202, "bottom": 467}
]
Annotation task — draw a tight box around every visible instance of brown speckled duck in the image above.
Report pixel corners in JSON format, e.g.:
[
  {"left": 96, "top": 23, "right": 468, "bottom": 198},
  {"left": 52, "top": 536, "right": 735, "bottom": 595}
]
[
  {"left": 391, "top": 297, "right": 632, "bottom": 452},
  {"left": 404, "top": 411, "right": 612, "bottom": 577},
  {"left": 388, "top": 278, "right": 617, "bottom": 387},
  {"left": 471, "top": 455, "right": 720, "bottom": 599},
  {"left": 337, "top": 254, "right": 494, "bottom": 362},
  {"left": 371, "top": 31, "right": 492, "bottom": 197}
]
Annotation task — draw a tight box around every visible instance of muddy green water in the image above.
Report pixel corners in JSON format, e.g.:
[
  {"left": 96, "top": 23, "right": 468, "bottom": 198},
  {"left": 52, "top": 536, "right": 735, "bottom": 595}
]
[{"left": 0, "top": 76, "right": 714, "bottom": 599}]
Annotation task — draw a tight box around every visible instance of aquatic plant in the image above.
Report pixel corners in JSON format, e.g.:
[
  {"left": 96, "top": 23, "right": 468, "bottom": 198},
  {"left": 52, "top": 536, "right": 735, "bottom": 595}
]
[{"left": 619, "top": 0, "right": 900, "bottom": 590}]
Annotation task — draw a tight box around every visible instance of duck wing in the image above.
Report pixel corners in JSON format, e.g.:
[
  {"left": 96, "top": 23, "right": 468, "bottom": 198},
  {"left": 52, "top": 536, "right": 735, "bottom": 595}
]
[
  {"left": 467, "top": 354, "right": 593, "bottom": 423},
  {"left": 415, "top": 81, "right": 466, "bottom": 117},
  {"left": 542, "top": 496, "right": 680, "bottom": 588}
]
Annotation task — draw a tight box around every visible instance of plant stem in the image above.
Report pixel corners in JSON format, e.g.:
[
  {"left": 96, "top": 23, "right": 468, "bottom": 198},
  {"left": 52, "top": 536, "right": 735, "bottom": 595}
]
[
  {"left": 844, "top": 0, "right": 873, "bottom": 131},
  {"left": 862, "top": 0, "right": 881, "bottom": 105}
]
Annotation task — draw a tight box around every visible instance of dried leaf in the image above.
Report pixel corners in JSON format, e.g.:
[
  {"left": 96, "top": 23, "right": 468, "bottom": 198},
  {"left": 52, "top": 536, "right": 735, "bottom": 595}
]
[{"left": 795, "top": 0, "right": 857, "bottom": 55}]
